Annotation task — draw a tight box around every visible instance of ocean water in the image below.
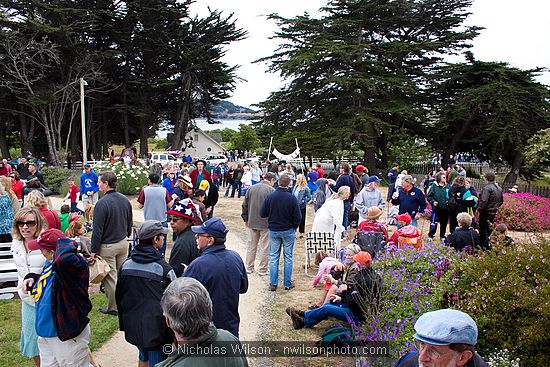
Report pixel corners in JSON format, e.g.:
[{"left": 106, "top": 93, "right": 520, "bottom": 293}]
[{"left": 156, "top": 118, "right": 251, "bottom": 138}]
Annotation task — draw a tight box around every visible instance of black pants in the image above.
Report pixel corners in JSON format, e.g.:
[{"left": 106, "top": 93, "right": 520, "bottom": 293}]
[
  {"left": 299, "top": 207, "right": 307, "bottom": 234},
  {"left": 428, "top": 207, "right": 449, "bottom": 239},
  {"left": 449, "top": 209, "right": 462, "bottom": 234},
  {"left": 478, "top": 210, "right": 495, "bottom": 250}
]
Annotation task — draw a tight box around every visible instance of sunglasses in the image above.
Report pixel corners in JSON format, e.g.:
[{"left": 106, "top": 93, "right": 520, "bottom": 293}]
[
  {"left": 168, "top": 216, "right": 183, "bottom": 222},
  {"left": 17, "top": 220, "right": 37, "bottom": 228}
]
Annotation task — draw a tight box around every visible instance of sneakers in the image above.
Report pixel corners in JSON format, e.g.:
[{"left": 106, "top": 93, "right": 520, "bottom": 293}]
[
  {"left": 286, "top": 307, "right": 305, "bottom": 329},
  {"left": 99, "top": 307, "right": 118, "bottom": 316},
  {"left": 284, "top": 282, "right": 295, "bottom": 291},
  {"left": 269, "top": 284, "right": 277, "bottom": 291}
]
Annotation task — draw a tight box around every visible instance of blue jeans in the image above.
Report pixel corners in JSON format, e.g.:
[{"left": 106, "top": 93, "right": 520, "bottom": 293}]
[
  {"left": 269, "top": 228, "right": 296, "bottom": 288},
  {"left": 304, "top": 302, "right": 359, "bottom": 327},
  {"left": 231, "top": 181, "right": 242, "bottom": 197},
  {"left": 343, "top": 201, "right": 351, "bottom": 229},
  {"left": 138, "top": 346, "right": 168, "bottom": 366},
  {"left": 70, "top": 202, "right": 83, "bottom": 214}
]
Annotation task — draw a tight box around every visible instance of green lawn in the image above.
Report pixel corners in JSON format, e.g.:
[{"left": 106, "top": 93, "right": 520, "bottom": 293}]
[{"left": 0, "top": 293, "right": 119, "bottom": 367}]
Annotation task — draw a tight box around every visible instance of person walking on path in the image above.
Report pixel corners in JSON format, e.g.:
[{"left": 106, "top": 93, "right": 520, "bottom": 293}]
[
  {"left": 477, "top": 172, "right": 503, "bottom": 250},
  {"left": 391, "top": 175, "right": 427, "bottom": 227},
  {"left": 260, "top": 174, "right": 301, "bottom": 292},
  {"left": 91, "top": 171, "right": 133, "bottom": 316},
  {"left": 241, "top": 172, "right": 276, "bottom": 275},
  {"left": 167, "top": 202, "right": 200, "bottom": 277},
  {"left": 426, "top": 172, "right": 451, "bottom": 241},
  {"left": 137, "top": 173, "right": 174, "bottom": 257},
  {"left": 355, "top": 175, "right": 385, "bottom": 225},
  {"left": 116, "top": 220, "right": 176, "bottom": 367},
  {"left": 293, "top": 174, "right": 312, "bottom": 239},
  {"left": 79, "top": 164, "right": 99, "bottom": 206},
  {"left": 387, "top": 163, "right": 399, "bottom": 201},
  {"left": 183, "top": 218, "right": 248, "bottom": 338},
  {"left": 330, "top": 163, "right": 355, "bottom": 229}
]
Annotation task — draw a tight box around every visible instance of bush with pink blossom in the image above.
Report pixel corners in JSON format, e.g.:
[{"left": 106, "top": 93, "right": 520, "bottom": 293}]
[{"left": 495, "top": 193, "right": 550, "bottom": 231}]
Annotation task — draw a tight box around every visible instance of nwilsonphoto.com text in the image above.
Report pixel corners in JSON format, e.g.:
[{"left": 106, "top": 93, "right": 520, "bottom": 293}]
[{"left": 163, "top": 341, "right": 389, "bottom": 357}]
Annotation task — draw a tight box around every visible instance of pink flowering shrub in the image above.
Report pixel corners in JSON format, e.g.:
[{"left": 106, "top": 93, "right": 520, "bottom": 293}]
[{"left": 495, "top": 193, "right": 550, "bottom": 231}]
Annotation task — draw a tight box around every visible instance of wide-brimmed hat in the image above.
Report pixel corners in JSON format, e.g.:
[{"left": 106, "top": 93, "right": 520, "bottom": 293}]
[
  {"left": 366, "top": 206, "right": 383, "bottom": 220},
  {"left": 195, "top": 159, "right": 207, "bottom": 166},
  {"left": 178, "top": 175, "right": 193, "bottom": 187}
]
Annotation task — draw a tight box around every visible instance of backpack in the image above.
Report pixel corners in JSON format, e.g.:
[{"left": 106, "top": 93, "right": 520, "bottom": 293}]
[
  {"left": 398, "top": 236, "right": 423, "bottom": 250},
  {"left": 317, "top": 326, "right": 355, "bottom": 349}
]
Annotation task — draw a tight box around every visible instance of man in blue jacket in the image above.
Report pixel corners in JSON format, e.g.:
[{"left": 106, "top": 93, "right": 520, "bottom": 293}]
[
  {"left": 79, "top": 164, "right": 99, "bottom": 206},
  {"left": 183, "top": 218, "right": 248, "bottom": 338},
  {"left": 260, "top": 174, "right": 302, "bottom": 292},
  {"left": 391, "top": 175, "right": 427, "bottom": 227}
]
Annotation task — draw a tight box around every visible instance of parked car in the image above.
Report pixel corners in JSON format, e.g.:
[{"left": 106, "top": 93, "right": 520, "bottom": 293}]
[
  {"left": 150, "top": 153, "right": 182, "bottom": 167},
  {"left": 203, "top": 154, "right": 227, "bottom": 165}
]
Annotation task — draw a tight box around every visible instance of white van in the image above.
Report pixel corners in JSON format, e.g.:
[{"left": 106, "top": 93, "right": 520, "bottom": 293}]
[{"left": 203, "top": 154, "right": 227, "bottom": 165}]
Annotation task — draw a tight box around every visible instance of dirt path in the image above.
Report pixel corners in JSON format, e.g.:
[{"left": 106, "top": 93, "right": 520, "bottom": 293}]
[{"left": 49, "top": 192, "right": 266, "bottom": 366}]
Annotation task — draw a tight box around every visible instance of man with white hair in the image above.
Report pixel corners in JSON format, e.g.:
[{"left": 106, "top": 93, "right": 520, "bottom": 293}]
[
  {"left": 396, "top": 308, "right": 488, "bottom": 367},
  {"left": 158, "top": 278, "right": 248, "bottom": 367}
]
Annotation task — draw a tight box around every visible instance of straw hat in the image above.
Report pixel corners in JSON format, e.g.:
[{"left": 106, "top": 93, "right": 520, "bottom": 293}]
[{"left": 366, "top": 206, "right": 383, "bottom": 220}]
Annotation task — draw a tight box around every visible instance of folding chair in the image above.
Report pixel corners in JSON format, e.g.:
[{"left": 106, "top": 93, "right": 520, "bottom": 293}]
[{"left": 305, "top": 232, "right": 336, "bottom": 277}]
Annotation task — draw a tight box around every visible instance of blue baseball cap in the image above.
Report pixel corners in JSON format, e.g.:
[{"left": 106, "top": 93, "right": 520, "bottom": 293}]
[
  {"left": 413, "top": 309, "right": 478, "bottom": 346},
  {"left": 368, "top": 175, "right": 382, "bottom": 184},
  {"left": 191, "top": 218, "right": 228, "bottom": 239}
]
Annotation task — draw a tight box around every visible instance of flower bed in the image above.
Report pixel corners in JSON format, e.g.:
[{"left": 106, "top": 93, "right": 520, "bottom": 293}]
[
  {"left": 93, "top": 161, "right": 150, "bottom": 195},
  {"left": 495, "top": 193, "right": 550, "bottom": 231}
]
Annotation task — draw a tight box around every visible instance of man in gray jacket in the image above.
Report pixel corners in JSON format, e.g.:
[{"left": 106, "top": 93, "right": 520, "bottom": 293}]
[
  {"left": 477, "top": 171, "right": 503, "bottom": 250},
  {"left": 91, "top": 171, "right": 133, "bottom": 316},
  {"left": 241, "top": 172, "right": 275, "bottom": 275}
]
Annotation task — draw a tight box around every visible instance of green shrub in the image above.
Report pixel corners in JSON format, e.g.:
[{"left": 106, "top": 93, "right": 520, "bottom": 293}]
[
  {"left": 439, "top": 240, "right": 550, "bottom": 366},
  {"left": 465, "top": 167, "right": 481, "bottom": 179},
  {"left": 42, "top": 167, "right": 73, "bottom": 194},
  {"left": 93, "top": 161, "right": 150, "bottom": 195}
]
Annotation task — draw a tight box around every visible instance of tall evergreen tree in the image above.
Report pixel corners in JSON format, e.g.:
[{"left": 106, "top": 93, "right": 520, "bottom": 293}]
[{"left": 256, "top": 0, "right": 480, "bottom": 171}]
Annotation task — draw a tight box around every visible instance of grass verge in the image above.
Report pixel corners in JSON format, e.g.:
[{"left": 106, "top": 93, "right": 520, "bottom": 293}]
[{"left": 0, "top": 293, "right": 119, "bottom": 367}]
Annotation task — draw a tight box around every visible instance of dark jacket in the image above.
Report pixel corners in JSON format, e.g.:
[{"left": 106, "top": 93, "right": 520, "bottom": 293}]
[
  {"left": 169, "top": 229, "right": 199, "bottom": 277},
  {"left": 445, "top": 227, "right": 480, "bottom": 251},
  {"left": 91, "top": 190, "right": 133, "bottom": 253},
  {"left": 332, "top": 173, "right": 355, "bottom": 203},
  {"left": 259, "top": 187, "right": 301, "bottom": 232},
  {"left": 26, "top": 238, "right": 92, "bottom": 341},
  {"left": 392, "top": 187, "right": 427, "bottom": 217},
  {"left": 427, "top": 183, "right": 450, "bottom": 210},
  {"left": 340, "top": 267, "right": 381, "bottom": 321},
  {"left": 478, "top": 181, "right": 503, "bottom": 212},
  {"left": 448, "top": 184, "right": 475, "bottom": 213},
  {"left": 203, "top": 181, "right": 219, "bottom": 210},
  {"left": 396, "top": 350, "right": 488, "bottom": 367},
  {"left": 116, "top": 244, "right": 175, "bottom": 348},
  {"left": 183, "top": 243, "right": 248, "bottom": 337}
]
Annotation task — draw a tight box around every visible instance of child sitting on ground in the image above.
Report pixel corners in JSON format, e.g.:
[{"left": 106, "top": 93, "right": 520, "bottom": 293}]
[
  {"left": 388, "top": 213, "right": 422, "bottom": 249},
  {"left": 310, "top": 251, "right": 340, "bottom": 309},
  {"left": 490, "top": 223, "right": 515, "bottom": 247}
]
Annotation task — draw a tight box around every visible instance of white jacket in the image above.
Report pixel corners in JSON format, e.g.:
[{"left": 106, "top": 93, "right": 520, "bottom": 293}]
[{"left": 10, "top": 239, "right": 46, "bottom": 304}]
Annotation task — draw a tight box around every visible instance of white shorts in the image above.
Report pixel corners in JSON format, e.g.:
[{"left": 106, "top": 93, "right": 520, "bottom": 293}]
[
  {"left": 38, "top": 324, "right": 90, "bottom": 367},
  {"left": 82, "top": 192, "right": 98, "bottom": 206}
]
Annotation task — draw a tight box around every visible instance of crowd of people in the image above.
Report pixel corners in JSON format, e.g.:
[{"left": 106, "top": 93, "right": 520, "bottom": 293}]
[{"left": 0, "top": 154, "right": 511, "bottom": 367}]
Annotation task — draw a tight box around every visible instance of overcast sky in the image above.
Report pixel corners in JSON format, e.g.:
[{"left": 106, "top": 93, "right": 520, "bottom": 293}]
[{"left": 191, "top": 0, "right": 550, "bottom": 109}]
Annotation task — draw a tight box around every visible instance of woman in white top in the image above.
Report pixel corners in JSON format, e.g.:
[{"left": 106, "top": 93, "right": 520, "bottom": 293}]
[
  {"left": 10, "top": 206, "right": 47, "bottom": 366},
  {"left": 311, "top": 186, "right": 351, "bottom": 250},
  {"left": 241, "top": 165, "right": 253, "bottom": 192}
]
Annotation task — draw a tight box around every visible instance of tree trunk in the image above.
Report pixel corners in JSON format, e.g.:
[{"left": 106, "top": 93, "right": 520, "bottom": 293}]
[
  {"left": 0, "top": 121, "right": 10, "bottom": 158},
  {"left": 139, "top": 119, "right": 148, "bottom": 156},
  {"left": 19, "top": 113, "right": 35, "bottom": 157},
  {"left": 123, "top": 85, "right": 130, "bottom": 147},
  {"left": 504, "top": 151, "right": 523, "bottom": 184}
]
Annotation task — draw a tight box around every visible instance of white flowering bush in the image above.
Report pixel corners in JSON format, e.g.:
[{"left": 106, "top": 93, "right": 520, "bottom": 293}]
[
  {"left": 93, "top": 161, "right": 150, "bottom": 195},
  {"left": 486, "top": 349, "right": 520, "bottom": 367}
]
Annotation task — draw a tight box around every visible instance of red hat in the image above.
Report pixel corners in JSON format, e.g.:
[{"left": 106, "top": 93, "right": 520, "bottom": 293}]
[
  {"left": 28, "top": 229, "right": 66, "bottom": 251},
  {"left": 353, "top": 251, "right": 372, "bottom": 267},
  {"left": 396, "top": 213, "right": 412, "bottom": 225},
  {"left": 356, "top": 165, "right": 366, "bottom": 172}
]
